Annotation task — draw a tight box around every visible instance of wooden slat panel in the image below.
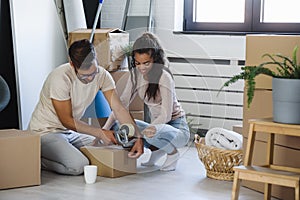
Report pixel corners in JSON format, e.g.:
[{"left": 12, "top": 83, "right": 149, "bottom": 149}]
[
  {"left": 181, "top": 102, "right": 243, "bottom": 119},
  {"left": 176, "top": 89, "right": 243, "bottom": 106},
  {"left": 174, "top": 76, "right": 244, "bottom": 91},
  {"left": 186, "top": 115, "right": 242, "bottom": 130},
  {"left": 170, "top": 62, "right": 243, "bottom": 77}
]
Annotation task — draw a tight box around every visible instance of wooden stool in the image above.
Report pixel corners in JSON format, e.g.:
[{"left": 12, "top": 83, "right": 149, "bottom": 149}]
[{"left": 231, "top": 118, "right": 300, "bottom": 200}]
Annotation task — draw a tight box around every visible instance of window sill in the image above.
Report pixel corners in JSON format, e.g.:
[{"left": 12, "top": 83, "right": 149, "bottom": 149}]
[{"left": 173, "top": 30, "right": 300, "bottom": 36}]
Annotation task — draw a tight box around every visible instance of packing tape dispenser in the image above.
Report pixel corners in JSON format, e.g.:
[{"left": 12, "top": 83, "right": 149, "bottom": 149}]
[{"left": 115, "top": 124, "right": 136, "bottom": 148}]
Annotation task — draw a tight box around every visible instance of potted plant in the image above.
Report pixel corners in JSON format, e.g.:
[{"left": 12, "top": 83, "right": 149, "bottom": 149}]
[
  {"left": 120, "top": 42, "right": 134, "bottom": 70},
  {"left": 220, "top": 46, "right": 300, "bottom": 124}
]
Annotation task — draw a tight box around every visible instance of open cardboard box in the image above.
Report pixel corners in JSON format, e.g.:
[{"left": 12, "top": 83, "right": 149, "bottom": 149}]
[
  {"left": 68, "top": 28, "right": 129, "bottom": 72},
  {"left": 80, "top": 145, "right": 137, "bottom": 178}
]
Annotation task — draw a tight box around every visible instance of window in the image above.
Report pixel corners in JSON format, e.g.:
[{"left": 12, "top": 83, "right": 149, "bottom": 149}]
[{"left": 184, "top": 0, "right": 300, "bottom": 34}]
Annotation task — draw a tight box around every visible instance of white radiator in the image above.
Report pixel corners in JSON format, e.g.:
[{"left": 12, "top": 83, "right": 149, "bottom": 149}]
[{"left": 169, "top": 57, "right": 244, "bottom": 132}]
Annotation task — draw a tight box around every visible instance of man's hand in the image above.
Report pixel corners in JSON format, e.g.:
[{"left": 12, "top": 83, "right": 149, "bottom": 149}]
[
  {"left": 142, "top": 126, "right": 156, "bottom": 138},
  {"left": 101, "top": 129, "right": 118, "bottom": 145},
  {"left": 128, "top": 138, "right": 144, "bottom": 158}
]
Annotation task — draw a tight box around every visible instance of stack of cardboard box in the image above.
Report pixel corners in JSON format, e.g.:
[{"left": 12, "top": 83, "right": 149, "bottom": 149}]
[{"left": 242, "top": 35, "right": 300, "bottom": 199}]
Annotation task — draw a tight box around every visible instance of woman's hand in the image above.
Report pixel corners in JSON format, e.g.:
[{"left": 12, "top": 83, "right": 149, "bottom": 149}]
[
  {"left": 128, "top": 138, "right": 144, "bottom": 158},
  {"left": 142, "top": 126, "right": 156, "bottom": 138}
]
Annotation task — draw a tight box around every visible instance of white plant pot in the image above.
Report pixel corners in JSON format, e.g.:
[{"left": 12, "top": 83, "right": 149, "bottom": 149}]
[{"left": 272, "top": 77, "right": 300, "bottom": 124}]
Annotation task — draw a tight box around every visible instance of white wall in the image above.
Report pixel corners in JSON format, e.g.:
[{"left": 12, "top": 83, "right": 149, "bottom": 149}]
[
  {"left": 100, "top": 0, "right": 246, "bottom": 60},
  {"left": 10, "top": 0, "right": 68, "bottom": 129}
]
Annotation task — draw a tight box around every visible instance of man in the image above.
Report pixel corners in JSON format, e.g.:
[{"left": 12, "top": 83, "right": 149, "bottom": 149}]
[{"left": 28, "top": 39, "right": 143, "bottom": 175}]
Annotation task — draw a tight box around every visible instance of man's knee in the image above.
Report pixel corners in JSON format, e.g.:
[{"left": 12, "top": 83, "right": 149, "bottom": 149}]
[{"left": 65, "top": 155, "right": 89, "bottom": 175}]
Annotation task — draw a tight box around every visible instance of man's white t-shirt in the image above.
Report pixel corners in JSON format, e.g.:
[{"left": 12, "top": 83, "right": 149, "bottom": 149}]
[{"left": 28, "top": 63, "right": 115, "bottom": 134}]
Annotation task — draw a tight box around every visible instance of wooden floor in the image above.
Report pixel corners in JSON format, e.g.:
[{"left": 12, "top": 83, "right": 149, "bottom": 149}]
[{"left": 0, "top": 143, "right": 278, "bottom": 200}]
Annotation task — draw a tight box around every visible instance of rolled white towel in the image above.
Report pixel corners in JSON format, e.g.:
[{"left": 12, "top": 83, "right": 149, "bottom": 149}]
[{"left": 205, "top": 127, "right": 243, "bottom": 150}]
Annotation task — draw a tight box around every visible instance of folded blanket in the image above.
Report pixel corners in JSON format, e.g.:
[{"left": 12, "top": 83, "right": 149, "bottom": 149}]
[{"left": 205, "top": 127, "right": 243, "bottom": 150}]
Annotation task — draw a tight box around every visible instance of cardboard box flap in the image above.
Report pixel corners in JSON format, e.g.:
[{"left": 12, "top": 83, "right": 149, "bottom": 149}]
[
  {"left": 107, "top": 28, "right": 126, "bottom": 34},
  {"left": 71, "top": 28, "right": 125, "bottom": 36},
  {"left": 0, "top": 129, "right": 37, "bottom": 138},
  {"left": 95, "top": 29, "right": 128, "bottom": 43}
]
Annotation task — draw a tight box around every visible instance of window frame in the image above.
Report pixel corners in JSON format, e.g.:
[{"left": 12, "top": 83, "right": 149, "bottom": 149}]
[{"left": 183, "top": 0, "right": 300, "bottom": 34}]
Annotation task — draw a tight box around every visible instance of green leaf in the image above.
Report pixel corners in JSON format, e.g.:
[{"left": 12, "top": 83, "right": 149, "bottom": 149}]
[
  {"left": 293, "top": 45, "right": 298, "bottom": 66},
  {"left": 219, "top": 45, "right": 300, "bottom": 108}
]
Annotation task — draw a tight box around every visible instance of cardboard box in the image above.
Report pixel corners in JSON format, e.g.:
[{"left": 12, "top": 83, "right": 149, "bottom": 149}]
[
  {"left": 242, "top": 138, "right": 299, "bottom": 200},
  {"left": 246, "top": 35, "right": 300, "bottom": 90},
  {"left": 130, "top": 111, "right": 144, "bottom": 121},
  {"left": 232, "top": 124, "right": 242, "bottom": 135},
  {"left": 110, "top": 70, "right": 144, "bottom": 112},
  {"left": 68, "top": 28, "right": 129, "bottom": 71},
  {"left": 110, "top": 70, "right": 144, "bottom": 120},
  {"left": 243, "top": 138, "right": 300, "bottom": 170},
  {"left": 80, "top": 146, "right": 136, "bottom": 178},
  {"left": 0, "top": 129, "right": 40, "bottom": 189},
  {"left": 243, "top": 89, "right": 273, "bottom": 137},
  {"left": 81, "top": 118, "right": 107, "bottom": 128}
]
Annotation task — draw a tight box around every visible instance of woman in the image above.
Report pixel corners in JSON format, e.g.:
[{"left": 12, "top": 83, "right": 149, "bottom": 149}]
[{"left": 103, "top": 33, "right": 190, "bottom": 171}]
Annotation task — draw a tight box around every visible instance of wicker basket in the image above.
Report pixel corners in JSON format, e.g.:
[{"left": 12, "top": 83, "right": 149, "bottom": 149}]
[{"left": 194, "top": 134, "right": 243, "bottom": 181}]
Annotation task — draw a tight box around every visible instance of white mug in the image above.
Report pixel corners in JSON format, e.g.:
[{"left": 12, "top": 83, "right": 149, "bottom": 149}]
[{"left": 84, "top": 165, "right": 98, "bottom": 184}]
